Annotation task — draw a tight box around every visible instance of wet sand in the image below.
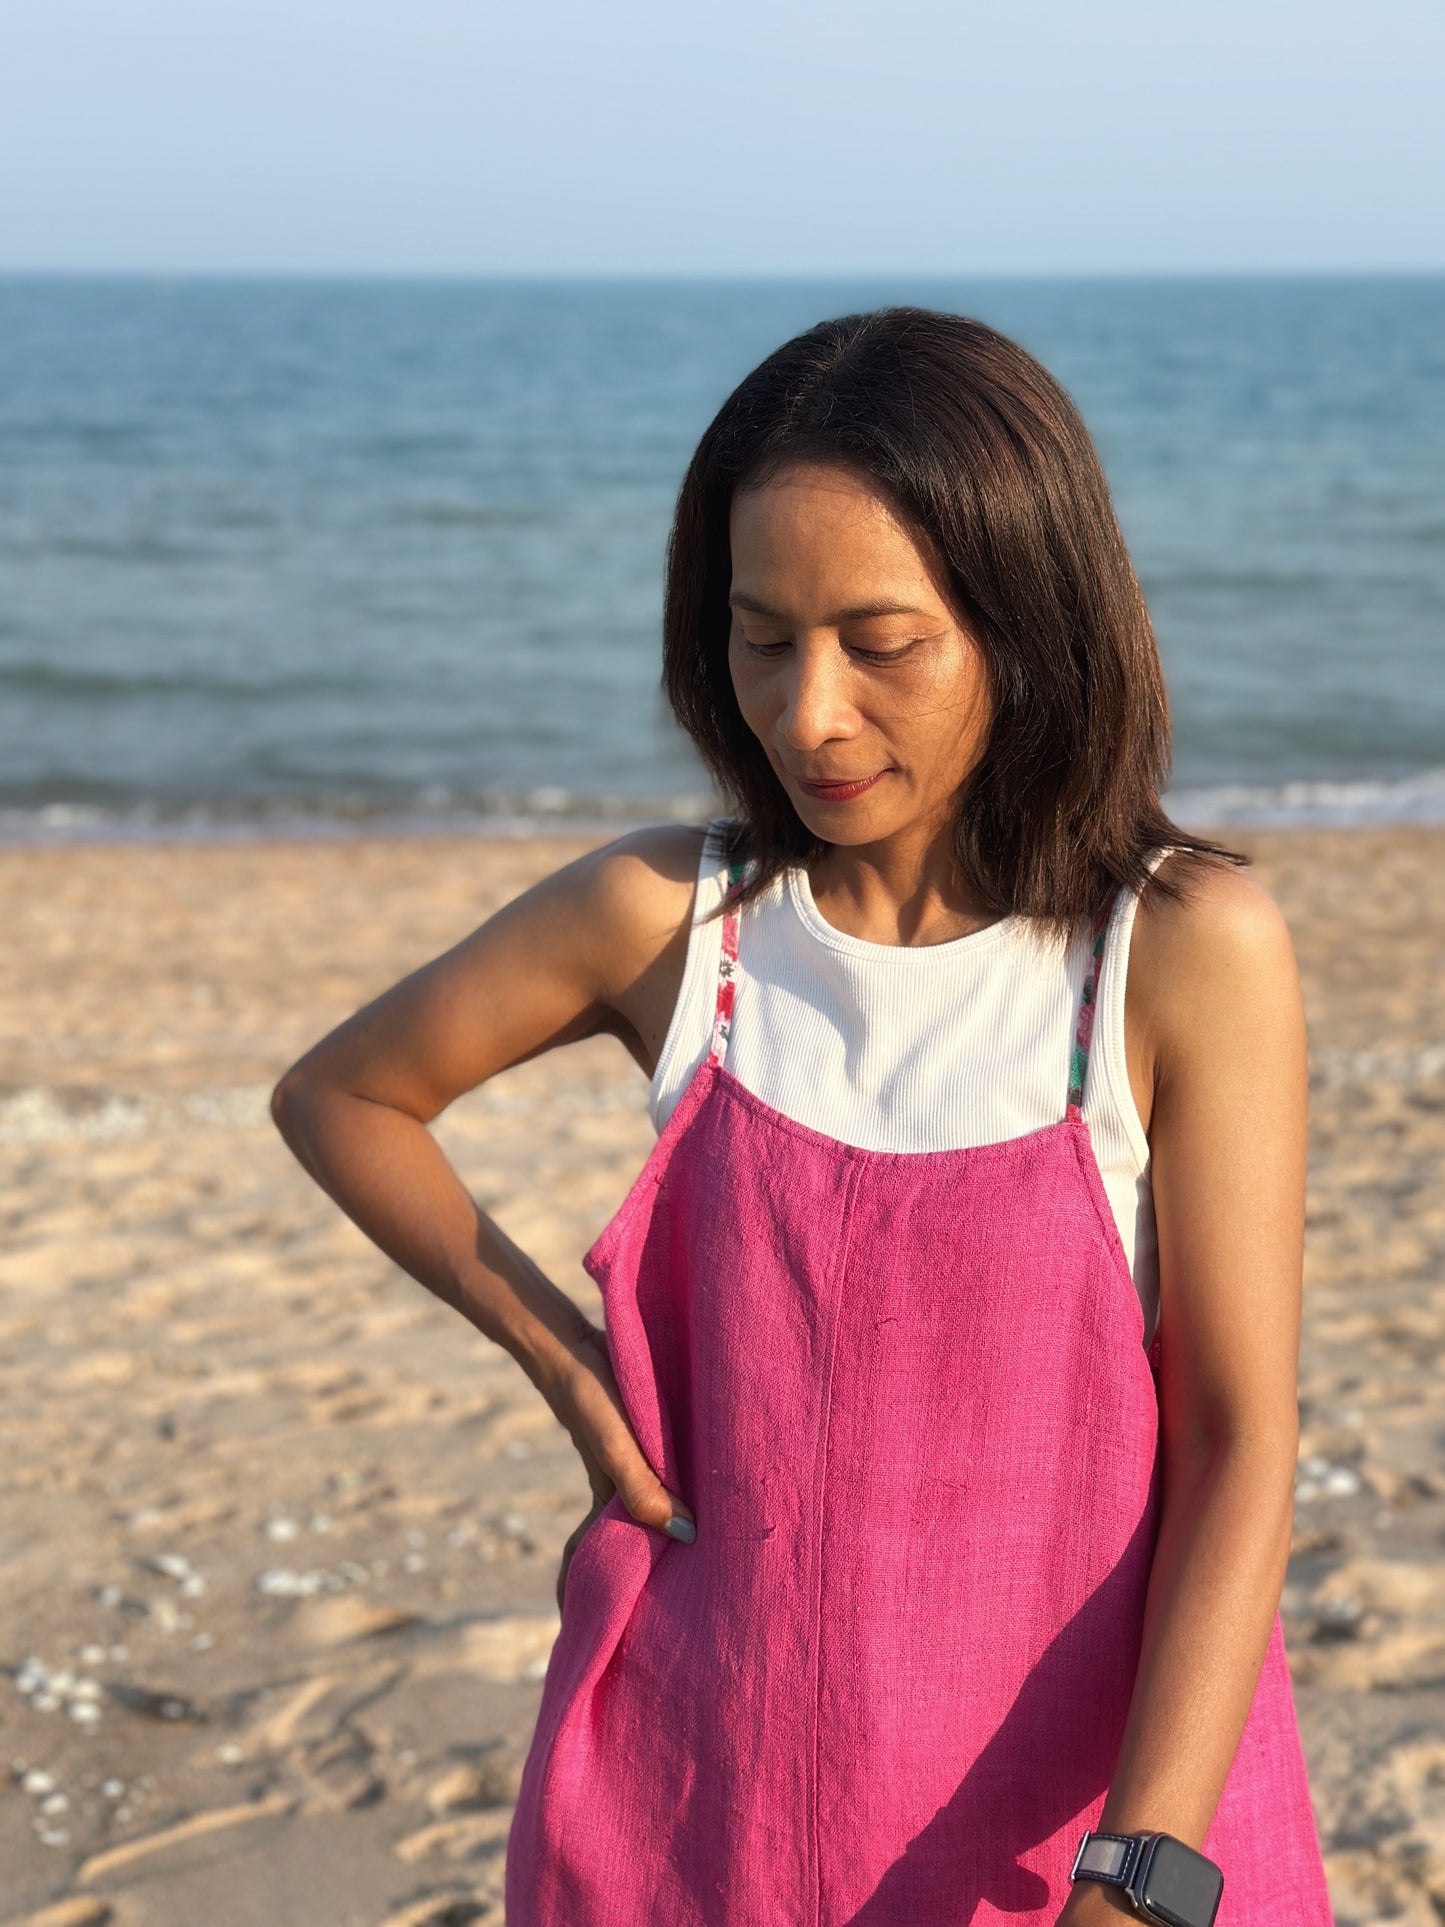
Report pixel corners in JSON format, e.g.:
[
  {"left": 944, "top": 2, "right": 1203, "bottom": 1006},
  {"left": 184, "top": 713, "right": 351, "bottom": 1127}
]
[{"left": 2, "top": 826, "right": 1443, "bottom": 1927}]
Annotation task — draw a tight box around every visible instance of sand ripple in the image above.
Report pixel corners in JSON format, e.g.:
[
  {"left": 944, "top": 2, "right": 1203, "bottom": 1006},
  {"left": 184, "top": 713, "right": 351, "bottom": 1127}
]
[{"left": 2, "top": 828, "right": 1442, "bottom": 1925}]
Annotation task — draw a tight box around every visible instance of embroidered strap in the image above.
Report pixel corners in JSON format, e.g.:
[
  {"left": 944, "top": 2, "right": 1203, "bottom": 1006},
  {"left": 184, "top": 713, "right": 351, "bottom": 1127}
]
[
  {"left": 1065, "top": 890, "right": 1118, "bottom": 1120},
  {"left": 707, "top": 853, "right": 747, "bottom": 1067}
]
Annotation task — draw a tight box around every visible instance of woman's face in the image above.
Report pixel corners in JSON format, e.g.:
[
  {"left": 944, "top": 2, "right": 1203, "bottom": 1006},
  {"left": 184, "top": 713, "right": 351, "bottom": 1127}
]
[{"left": 727, "top": 460, "right": 993, "bottom": 849}]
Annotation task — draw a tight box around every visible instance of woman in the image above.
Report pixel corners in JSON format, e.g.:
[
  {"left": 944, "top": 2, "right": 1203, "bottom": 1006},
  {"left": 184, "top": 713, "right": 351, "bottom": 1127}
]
[{"left": 272, "top": 308, "right": 1334, "bottom": 1925}]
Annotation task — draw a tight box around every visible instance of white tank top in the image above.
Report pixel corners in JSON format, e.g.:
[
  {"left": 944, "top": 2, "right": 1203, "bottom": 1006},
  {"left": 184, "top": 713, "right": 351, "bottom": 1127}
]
[{"left": 650, "top": 821, "right": 1174, "bottom": 1349}]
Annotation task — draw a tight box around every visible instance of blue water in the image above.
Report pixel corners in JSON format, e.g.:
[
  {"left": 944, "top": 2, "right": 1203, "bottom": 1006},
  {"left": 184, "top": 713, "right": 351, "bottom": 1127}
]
[{"left": 2, "top": 274, "right": 1443, "bottom": 837}]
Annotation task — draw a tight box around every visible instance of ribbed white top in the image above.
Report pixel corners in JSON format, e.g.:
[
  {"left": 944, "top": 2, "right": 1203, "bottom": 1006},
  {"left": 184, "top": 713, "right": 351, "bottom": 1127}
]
[{"left": 650, "top": 822, "right": 1174, "bottom": 1348}]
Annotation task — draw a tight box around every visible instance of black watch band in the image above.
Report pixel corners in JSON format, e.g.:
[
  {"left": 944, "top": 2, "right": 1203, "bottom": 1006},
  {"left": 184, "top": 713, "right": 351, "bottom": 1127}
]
[
  {"left": 1071, "top": 1828, "right": 1224, "bottom": 1927},
  {"left": 1072, "top": 1828, "right": 1149, "bottom": 1896}
]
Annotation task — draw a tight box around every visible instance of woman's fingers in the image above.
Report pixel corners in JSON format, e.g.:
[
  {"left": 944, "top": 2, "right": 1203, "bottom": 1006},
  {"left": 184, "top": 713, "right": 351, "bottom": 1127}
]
[
  {"left": 556, "top": 1466, "right": 696, "bottom": 1616},
  {"left": 556, "top": 1499, "right": 607, "bottom": 1613},
  {"left": 550, "top": 1334, "right": 697, "bottom": 1544},
  {"left": 576, "top": 1394, "right": 696, "bottom": 1540},
  {"left": 605, "top": 1449, "right": 696, "bottom": 1542}
]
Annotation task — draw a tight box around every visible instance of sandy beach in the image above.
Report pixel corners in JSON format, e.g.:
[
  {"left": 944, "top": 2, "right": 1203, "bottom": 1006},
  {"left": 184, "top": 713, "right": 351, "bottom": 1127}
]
[{"left": 2, "top": 824, "right": 1443, "bottom": 1927}]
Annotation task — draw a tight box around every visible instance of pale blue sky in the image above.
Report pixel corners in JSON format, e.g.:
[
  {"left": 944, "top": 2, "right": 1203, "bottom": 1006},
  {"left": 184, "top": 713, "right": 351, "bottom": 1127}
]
[{"left": 3, "top": 0, "right": 1442, "bottom": 275}]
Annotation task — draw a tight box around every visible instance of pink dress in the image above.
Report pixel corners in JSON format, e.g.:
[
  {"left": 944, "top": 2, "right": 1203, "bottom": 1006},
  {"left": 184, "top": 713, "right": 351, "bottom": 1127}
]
[{"left": 506, "top": 860, "right": 1334, "bottom": 1924}]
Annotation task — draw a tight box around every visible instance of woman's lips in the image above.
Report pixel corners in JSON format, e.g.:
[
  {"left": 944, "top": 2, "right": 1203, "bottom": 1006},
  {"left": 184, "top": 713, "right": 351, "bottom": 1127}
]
[{"left": 793, "top": 771, "right": 886, "bottom": 802}]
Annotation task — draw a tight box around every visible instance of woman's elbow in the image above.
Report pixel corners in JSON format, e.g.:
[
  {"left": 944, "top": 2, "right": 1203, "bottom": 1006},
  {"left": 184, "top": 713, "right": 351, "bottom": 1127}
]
[
  {"left": 270, "top": 1061, "right": 319, "bottom": 1151},
  {"left": 1165, "top": 1412, "right": 1300, "bottom": 1551}
]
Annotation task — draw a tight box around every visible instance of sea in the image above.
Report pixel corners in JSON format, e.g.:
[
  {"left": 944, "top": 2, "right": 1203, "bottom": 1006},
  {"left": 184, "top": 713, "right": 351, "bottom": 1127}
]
[{"left": 2, "top": 273, "right": 1442, "bottom": 841}]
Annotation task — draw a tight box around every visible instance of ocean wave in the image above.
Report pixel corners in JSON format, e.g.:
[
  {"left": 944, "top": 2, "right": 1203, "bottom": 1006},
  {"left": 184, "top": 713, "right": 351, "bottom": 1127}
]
[
  {"left": 0, "top": 785, "right": 720, "bottom": 844},
  {"left": 1, "top": 767, "right": 1444, "bottom": 843},
  {"left": 1165, "top": 766, "right": 1445, "bottom": 827},
  {"left": 0, "top": 661, "right": 384, "bottom": 701}
]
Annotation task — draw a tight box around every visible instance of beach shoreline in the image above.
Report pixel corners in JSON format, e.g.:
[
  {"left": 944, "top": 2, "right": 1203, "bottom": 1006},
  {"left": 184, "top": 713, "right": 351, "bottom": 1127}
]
[
  {"left": 3, "top": 824, "right": 1443, "bottom": 1926},
  {"left": 2, "top": 758, "right": 1445, "bottom": 854}
]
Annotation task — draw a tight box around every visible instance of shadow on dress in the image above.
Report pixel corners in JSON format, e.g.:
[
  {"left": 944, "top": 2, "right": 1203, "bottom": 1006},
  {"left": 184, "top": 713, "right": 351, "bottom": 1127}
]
[{"left": 847, "top": 1505, "right": 1156, "bottom": 1924}]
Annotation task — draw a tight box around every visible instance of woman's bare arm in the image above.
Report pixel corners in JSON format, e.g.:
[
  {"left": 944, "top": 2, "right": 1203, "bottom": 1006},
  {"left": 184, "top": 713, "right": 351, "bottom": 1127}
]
[
  {"left": 270, "top": 822, "right": 707, "bottom": 1586},
  {"left": 1058, "top": 855, "right": 1309, "bottom": 1921}
]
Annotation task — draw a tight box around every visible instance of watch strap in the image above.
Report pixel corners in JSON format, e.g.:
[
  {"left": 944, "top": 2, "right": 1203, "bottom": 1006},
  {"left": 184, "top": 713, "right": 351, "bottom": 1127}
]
[{"left": 1071, "top": 1828, "right": 1151, "bottom": 1891}]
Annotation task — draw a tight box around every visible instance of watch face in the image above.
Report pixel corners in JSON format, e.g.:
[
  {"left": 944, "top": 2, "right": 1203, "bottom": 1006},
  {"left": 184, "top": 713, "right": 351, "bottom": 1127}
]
[{"left": 1138, "top": 1835, "right": 1224, "bottom": 1927}]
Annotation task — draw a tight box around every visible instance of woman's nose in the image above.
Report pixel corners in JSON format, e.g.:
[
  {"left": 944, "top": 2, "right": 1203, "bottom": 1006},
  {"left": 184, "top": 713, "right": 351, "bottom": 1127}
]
[{"left": 777, "top": 643, "right": 854, "bottom": 750}]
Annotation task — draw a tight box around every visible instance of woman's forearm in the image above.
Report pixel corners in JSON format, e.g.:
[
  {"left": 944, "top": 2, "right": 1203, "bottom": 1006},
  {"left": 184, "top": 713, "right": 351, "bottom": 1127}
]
[
  {"left": 1097, "top": 1430, "right": 1297, "bottom": 1846},
  {"left": 271, "top": 1071, "right": 595, "bottom": 1400}
]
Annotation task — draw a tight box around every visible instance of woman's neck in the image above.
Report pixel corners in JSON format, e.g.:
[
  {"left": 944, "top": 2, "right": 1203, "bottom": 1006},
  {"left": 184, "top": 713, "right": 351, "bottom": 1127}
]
[{"left": 806, "top": 830, "right": 1000, "bottom": 948}]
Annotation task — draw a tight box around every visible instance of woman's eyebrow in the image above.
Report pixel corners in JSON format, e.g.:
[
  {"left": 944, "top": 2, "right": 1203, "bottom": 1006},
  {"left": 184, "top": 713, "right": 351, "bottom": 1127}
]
[{"left": 728, "top": 593, "right": 934, "bottom": 621}]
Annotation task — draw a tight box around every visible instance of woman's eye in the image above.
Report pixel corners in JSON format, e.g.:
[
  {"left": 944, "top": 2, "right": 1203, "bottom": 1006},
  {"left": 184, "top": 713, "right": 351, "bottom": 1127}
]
[
  {"left": 737, "top": 633, "right": 921, "bottom": 663},
  {"left": 850, "top": 643, "right": 916, "bottom": 665}
]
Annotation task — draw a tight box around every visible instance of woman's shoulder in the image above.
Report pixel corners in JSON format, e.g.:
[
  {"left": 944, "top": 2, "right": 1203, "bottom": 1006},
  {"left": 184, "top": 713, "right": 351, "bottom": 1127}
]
[
  {"left": 1134, "top": 848, "right": 1294, "bottom": 965},
  {"left": 1128, "top": 849, "right": 1303, "bottom": 1079},
  {"left": 579, "top": 818, "right": 719, "bottom": 915},
  {"left": 541, "top": 819, "right": 720, "bottom": 994}
]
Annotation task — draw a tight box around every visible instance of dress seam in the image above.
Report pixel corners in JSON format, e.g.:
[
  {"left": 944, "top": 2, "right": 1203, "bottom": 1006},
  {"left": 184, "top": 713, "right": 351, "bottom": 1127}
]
[{"left": 809, "top": 1158, "right": 863, "bottom": 1926}]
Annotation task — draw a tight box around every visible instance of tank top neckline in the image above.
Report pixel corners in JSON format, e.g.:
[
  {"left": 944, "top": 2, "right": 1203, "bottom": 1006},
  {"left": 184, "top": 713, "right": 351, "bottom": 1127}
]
[
  {"left": 785, "top": 860, "right": 1027, "bottom": 962},
  {"left": 712, "top": 844, "right": 1115, "bottom": 1132}
]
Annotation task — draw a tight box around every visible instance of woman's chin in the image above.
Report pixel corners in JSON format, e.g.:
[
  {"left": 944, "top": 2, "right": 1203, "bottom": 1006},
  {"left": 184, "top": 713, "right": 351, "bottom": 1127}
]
[{"left": 786, "top": 791, "right": 905, "bottom": 845}]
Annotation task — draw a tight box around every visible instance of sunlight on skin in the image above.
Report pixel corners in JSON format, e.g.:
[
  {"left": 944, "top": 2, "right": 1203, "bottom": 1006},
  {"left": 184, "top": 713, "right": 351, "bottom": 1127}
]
[{"left": 727, "top": 460, "right": 1003, "bottom": 946}]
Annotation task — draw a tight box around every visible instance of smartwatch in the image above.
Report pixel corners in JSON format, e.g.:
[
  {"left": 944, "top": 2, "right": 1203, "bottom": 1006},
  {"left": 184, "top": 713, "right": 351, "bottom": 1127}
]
[{"left": 1070, "top": 1829, "right": 1224, "bottom": 1927}]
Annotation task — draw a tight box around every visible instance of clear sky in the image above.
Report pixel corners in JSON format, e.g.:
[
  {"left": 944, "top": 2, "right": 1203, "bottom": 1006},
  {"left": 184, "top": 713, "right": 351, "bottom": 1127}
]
[{"left": 3, "top": 0, "right": 1442, "bottom": 276}]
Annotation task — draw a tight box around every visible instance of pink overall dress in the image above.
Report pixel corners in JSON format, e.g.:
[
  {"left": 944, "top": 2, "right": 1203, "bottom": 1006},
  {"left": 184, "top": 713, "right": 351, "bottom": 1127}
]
[{"left": 507, "top": 861, "right": 1334, "bottom": 1925}]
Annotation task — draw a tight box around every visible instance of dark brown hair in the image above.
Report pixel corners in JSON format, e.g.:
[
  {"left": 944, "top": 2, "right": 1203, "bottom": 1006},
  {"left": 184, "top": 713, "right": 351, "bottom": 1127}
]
[{"left": 662, "top": 306, "right": 1244, "bottom": 939}]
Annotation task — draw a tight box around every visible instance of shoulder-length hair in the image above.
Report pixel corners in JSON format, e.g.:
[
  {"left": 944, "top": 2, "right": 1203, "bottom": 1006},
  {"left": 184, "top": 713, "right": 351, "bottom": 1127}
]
[{"left": 661, "top": 305, "right": 1244, "bottom": 939}]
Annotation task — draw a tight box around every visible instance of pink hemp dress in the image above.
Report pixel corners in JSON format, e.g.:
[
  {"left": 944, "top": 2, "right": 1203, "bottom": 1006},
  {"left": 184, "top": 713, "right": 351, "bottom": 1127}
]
[{"left": 506, "top": 862, "right": 1335, "bottom": 1925}]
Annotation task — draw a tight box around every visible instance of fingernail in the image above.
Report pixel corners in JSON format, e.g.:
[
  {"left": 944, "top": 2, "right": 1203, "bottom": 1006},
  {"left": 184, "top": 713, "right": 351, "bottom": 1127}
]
[{"left": 663, "top": 1515, "right": 696, "bottom": 1544}]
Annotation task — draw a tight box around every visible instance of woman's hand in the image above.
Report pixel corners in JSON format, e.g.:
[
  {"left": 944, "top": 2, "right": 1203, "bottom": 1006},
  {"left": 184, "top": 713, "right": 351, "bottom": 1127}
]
[
  {"left": 267, "top": 825, "right": 708, "bottom": 1611},
  {"left": 546, "top": 1323, "right": 697, "bottom": 1613},
  {"left": 556, "top": 1497, "right": 609, "bottom": 1614}
]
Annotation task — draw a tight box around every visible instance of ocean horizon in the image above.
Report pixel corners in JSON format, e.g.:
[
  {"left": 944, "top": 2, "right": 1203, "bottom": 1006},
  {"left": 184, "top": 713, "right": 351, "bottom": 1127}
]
[{"left": 3, "top": 271, "right": 1443, "bottom": 841}]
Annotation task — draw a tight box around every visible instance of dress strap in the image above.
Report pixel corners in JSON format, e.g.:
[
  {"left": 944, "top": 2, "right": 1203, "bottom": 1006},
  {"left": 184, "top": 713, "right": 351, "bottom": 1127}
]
[
  {"left": 706, "top": 854, "right": 748, "bottom": 1067},
  {"left": 1065, "top": 890, "right": 1119, "bottom": 1121}
]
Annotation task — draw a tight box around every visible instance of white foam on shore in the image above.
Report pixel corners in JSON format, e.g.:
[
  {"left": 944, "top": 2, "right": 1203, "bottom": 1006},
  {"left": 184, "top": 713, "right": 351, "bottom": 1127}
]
[
  {"left": 2, "top": 767, "right": 1444, "bottom": 844},
  {"left": 1166, "top": 766, "right": 1445, "bottom": 829},
  {"left": 0, "top": 788, "right": 718, "bottom": 846}
]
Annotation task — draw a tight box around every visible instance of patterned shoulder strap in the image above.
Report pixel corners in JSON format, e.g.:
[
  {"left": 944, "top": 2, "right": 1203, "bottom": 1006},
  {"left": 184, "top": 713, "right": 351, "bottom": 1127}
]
[
  {"left": 1065, "top": 889, "right": 1120, "bottom": 1120},
  {"left": 706, "top": 851, "right": 748, "bottom": 1067}
]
